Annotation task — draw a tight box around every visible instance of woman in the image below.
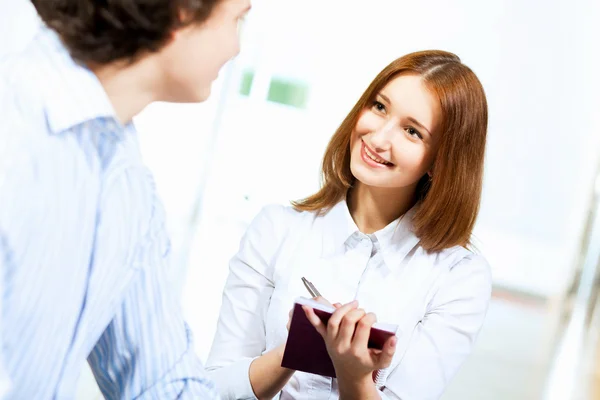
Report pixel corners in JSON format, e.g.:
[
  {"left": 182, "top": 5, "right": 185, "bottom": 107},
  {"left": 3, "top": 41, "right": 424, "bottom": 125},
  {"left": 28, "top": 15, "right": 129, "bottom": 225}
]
[{"left": 206, "top": 50, "right": 491, "bottom": 400}]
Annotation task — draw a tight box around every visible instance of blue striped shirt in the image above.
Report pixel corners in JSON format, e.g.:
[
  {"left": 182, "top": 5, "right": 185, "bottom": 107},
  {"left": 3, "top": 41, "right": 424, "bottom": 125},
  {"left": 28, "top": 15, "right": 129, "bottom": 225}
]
[{"left": 0, "top": 28, "right": 218, "bottom": 399}]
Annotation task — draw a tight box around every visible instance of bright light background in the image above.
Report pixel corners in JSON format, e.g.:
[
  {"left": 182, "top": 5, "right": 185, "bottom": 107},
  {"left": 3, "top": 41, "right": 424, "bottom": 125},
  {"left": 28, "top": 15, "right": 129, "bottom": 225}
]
[{"left": 150, "top": 0, "right": 599, "bottom": 361}]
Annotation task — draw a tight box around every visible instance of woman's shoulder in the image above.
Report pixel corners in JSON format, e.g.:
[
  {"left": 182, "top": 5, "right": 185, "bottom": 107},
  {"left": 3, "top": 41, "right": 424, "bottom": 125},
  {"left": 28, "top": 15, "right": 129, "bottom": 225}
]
[
  {"left": 418, "top": 246, "right": 492, "bottom": 309},
  {"left": 433, "top": 246, "right": 492, "bottom": 290},
  {"left": 422, "top": 245, "right": 491, "bottom": 277}
]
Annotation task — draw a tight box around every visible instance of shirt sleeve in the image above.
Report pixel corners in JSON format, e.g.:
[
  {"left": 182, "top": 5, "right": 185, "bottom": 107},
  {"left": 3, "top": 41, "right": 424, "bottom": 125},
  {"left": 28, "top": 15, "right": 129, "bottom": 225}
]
[
  {"left": 0, "top": 121, "right": 31, "bottom": 398},
  {"left": 0, "top": 146, "right": 9, "bottom": 395},
  {"left": 205, "top": 205, "right": 289, "bottom": 400},
  {"left": 380, "top": 254, "right": 492, "bottom": 400},
  {"left": 87, "top": 197, "right": 218, "bottom": 400},
  {"left": 0, "top": 232, "right": 12, "bottom": 398}
]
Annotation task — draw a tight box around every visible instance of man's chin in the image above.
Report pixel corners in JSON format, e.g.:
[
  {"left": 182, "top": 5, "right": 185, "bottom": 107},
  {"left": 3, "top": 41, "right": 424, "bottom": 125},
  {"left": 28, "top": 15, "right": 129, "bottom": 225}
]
[
  {"left": 183, "top": 87, "right": 211, "bottom": 103},
  {"left": 194, "top": 85, "right": 212, "bottom": 102}
]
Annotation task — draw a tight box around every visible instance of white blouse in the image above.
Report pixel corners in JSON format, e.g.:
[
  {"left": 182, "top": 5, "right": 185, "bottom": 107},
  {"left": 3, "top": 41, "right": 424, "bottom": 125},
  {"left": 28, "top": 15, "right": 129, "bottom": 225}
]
[{"left": 206, "top": 200, "right": 492, "bottom": 400}]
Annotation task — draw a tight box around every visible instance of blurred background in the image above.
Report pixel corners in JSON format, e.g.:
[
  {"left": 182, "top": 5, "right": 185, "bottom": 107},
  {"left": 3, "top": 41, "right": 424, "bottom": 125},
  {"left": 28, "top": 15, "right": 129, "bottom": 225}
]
[{"left": 2, "top": 0, "right": 600, "bottom": 398}]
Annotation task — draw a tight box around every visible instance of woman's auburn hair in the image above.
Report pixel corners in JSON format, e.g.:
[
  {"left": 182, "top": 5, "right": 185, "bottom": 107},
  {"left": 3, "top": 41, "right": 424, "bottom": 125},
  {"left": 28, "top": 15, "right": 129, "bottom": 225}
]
[{"left": 292, "top": 50, "right": 488, "bottom": 253}]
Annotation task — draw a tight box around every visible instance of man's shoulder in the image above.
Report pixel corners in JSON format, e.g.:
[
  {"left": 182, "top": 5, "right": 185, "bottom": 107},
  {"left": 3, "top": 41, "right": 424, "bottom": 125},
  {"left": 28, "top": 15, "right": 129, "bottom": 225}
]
[
  {"left": 0, "top": 35, "right": 71, "bottom": 171},
  {"left": 1, "top": 46, "right": 51, "bottom": 145}
]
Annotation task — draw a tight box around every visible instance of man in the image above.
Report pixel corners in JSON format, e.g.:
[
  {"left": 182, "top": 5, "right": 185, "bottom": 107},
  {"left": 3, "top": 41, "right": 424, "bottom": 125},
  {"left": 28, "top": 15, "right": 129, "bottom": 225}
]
[{"left": 0, "top": 0, "right": 251, "bottom": 397}]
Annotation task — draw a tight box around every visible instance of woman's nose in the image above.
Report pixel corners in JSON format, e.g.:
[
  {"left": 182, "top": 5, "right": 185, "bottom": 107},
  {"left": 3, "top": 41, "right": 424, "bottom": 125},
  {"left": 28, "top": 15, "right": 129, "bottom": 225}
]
[{"left": 369, "top": 118, "right": 397, "bottom": 151}]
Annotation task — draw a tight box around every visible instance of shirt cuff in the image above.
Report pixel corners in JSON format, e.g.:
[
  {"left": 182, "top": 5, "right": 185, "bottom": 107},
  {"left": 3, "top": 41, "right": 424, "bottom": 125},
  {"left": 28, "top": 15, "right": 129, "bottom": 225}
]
[{"left": 207, "top": 357, "right": 258, "bottom": 400}]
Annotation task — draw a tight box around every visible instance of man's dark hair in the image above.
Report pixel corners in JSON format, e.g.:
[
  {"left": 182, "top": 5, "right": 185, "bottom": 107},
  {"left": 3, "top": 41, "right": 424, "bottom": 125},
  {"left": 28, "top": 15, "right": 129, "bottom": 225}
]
[{"left": 31, "top": 0, "right": 223, "bottom": 64}]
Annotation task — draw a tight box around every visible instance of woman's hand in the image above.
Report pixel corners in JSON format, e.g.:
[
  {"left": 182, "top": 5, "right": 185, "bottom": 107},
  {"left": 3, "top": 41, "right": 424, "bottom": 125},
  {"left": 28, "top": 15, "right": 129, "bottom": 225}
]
[{"left": 302, "top": 300, "right": 397, "bottom": 399}]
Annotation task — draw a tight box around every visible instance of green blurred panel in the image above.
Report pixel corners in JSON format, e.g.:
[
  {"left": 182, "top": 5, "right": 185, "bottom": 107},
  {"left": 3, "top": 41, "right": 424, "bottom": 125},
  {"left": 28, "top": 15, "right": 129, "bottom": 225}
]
[
  {"left": 239, "top": 70, "right": 254, "bottom": 96},
  {"left": 267, "top": 77, "right": 309, "bottom": 109}
]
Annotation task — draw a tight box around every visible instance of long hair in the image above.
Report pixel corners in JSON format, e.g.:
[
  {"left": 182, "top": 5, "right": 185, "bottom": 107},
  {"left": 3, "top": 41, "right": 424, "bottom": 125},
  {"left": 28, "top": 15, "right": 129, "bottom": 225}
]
[{"left": 293, "top": 50, "right": 488, "bottom": 252}]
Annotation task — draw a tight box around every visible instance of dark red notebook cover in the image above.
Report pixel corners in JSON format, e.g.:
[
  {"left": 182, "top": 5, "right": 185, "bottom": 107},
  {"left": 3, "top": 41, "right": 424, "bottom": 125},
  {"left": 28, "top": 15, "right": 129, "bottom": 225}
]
[{"left": 281, "top": 297, "right": 397, "bottom": 378}]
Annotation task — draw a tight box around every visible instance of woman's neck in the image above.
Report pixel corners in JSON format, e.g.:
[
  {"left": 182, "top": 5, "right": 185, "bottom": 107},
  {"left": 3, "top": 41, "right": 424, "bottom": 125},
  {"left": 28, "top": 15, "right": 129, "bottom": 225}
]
[{"left": 347, "top": 182, "right": 416, "bottom": 234}]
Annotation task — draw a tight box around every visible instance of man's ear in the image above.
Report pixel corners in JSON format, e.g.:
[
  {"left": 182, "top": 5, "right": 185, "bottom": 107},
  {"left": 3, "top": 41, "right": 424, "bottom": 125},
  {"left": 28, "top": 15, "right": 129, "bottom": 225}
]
[
  {"left": 167, "top": 22, "right": 189, "bottom": 45},
  {"left": 178, "top": 8, "right": 195, "bottom": 24},
  {"left": 167, "top": 8, "right": 195, "bottom": 42}
]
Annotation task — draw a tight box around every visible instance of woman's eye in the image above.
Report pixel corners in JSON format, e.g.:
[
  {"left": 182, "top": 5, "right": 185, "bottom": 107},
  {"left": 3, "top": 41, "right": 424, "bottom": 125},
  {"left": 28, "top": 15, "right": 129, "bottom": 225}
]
[
  {"left": 372, "top": 100, "right": 386, "bottom": 113},
  {"left": 406, "top": 127, "right": 423, "bottom": 139}
]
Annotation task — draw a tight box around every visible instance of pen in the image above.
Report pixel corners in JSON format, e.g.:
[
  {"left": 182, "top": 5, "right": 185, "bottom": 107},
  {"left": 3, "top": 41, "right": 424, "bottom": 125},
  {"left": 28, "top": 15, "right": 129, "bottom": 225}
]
[{"left": 301, "top": 277, "right": 321, "bottom": 298}]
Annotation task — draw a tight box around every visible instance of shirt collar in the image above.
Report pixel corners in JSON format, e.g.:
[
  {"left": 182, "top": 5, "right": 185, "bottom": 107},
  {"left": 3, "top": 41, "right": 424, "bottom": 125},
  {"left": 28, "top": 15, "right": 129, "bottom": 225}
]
[
  {"left": 321, "top": 199, "right": 421, "bottom": 267},
  {"left": 34, "top": 27, "right": 121, "bottom": 135}
]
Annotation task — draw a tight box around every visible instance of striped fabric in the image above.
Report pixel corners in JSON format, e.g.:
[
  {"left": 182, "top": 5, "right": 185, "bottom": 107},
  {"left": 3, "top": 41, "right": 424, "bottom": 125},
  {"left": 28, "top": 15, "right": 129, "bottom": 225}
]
[{"left": 0, "top": 27, "right": 218, "bottom": 399}]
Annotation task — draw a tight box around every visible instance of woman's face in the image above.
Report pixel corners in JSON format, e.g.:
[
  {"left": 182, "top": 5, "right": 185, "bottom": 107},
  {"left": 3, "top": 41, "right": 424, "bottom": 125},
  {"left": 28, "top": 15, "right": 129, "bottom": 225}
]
[{"left": 349, "top": 73, "right": 442, "bottom": 192}]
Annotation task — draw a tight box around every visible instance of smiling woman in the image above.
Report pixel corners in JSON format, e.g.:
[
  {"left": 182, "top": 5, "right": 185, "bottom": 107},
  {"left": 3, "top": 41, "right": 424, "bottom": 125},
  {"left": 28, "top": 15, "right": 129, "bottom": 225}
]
[
  {"left": 206, "top": 50, "right": 491, "bottom": 400},
  {"left": 295, "top": 50, "right": 488, "bottom": 251}
]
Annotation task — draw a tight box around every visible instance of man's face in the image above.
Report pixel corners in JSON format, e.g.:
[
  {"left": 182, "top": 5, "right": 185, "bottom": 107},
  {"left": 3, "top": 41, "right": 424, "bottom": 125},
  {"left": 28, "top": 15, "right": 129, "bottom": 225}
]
[{"left": 160, "top": 0, "right": 251, "bottom": 102}]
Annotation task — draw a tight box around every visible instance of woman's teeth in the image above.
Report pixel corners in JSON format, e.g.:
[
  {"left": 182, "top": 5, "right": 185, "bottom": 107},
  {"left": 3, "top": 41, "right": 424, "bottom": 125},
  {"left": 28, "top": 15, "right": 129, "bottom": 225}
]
[{"left": 365, "top": 145, "right": 392, "bottom": 166}]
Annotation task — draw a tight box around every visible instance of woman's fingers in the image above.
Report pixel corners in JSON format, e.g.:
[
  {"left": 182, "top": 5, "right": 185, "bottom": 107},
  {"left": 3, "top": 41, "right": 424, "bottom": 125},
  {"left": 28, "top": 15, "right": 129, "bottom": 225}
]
[
  {"left": 375, "top": 335, "right": 397, "bottom": 369},
  {"left": 302, "top": 306, "right": 327, "bottom": 337},
  {"left": 326, "top": 300, "right": 358, "bottom": 341},
  {"left": 336, "top": 308, "right": 366, "bottom": 346},
  {"left": 313, "top": 296, "right": 334, "bottom": 308},
  {"left": 351, "top": 312, "right": 377, "bottom": 351}
]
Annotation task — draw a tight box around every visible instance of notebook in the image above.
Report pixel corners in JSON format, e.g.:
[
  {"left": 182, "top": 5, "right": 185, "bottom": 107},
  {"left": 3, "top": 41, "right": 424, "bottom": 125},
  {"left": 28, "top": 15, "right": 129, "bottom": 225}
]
[{"left": 281, "top": 297, "right": 398, "bottom": 378}]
